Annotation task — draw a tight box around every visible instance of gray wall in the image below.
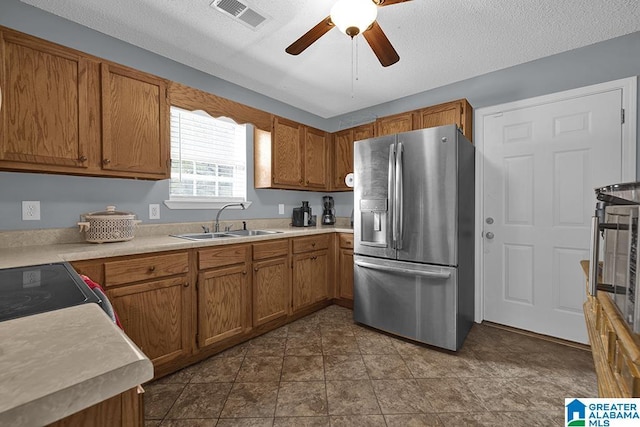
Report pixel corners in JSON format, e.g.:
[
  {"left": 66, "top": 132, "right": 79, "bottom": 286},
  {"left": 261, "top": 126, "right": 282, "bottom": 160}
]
[{"left": 0, "top": 0, "right": 638, "bottom": 230}]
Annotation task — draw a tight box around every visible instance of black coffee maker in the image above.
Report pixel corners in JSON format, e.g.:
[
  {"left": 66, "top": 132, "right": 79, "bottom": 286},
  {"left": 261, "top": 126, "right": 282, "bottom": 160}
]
[{"left": 322, "top": 196, "right": 335, "bottom": 225}]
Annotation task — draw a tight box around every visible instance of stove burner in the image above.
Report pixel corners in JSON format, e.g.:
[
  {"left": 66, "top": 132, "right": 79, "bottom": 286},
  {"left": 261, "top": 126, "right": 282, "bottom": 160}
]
[{"left": 0, "top": 289, "right": 53, "bottom": 319}]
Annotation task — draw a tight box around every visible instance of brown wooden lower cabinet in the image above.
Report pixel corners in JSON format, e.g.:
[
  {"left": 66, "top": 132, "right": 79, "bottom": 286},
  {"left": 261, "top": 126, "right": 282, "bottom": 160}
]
[
  {"left": 196, "top": 244, "right": 251, "bottom": 348},
  {"left": 48, "top": 386, "right": 143, "bottom": 427},
  {"left": 72, "top": 251, "right": 191, "bottom": 375},
  {"left": 108, "top": 277, "right": 191, "bottom": 367},
  {"left": 291, "top": 251, "right": 329, "bottom": 312},
  {"left": 71, "top": 234, "right": 346, "bottom": 390},
  {"left": 252, "top": 239, "right": 290, "bottom": 326}
]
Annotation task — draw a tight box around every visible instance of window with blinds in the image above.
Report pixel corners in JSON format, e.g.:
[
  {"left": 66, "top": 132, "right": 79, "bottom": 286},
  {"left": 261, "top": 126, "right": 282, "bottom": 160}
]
[{"left": 170, "top": 107, "right": 247, "bottom": 201}]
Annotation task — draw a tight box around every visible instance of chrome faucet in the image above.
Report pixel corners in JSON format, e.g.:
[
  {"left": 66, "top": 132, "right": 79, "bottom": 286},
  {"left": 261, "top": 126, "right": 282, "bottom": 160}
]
[{"left": 214, "top": 202, "right": 245, "bottom": 232}]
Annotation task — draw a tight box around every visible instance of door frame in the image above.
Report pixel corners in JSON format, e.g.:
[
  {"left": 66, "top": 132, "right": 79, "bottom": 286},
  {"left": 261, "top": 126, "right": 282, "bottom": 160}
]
[{"left": 474, "top": 77, "right": 638, "bottom": 323}]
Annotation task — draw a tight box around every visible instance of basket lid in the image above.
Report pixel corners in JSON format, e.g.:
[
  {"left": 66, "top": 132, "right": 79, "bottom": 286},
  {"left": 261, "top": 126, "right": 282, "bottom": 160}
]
[{"left": 83, "top": 205, "right": 136, "bottom": 218}]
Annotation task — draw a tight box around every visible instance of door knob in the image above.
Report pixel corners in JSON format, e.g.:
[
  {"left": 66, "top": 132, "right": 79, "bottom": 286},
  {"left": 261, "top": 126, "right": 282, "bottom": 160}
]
[
  {"left": 485, "top": 232, "right": 495, "bottom": 239},
  {"left": 485, "top": 217, "right": 494, "bottom": 224}
]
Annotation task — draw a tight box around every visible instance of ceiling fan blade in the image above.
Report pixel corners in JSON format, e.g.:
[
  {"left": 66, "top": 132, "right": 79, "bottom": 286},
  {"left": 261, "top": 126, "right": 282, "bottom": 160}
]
[
  {"left": 285, "top": 17, "right": 335, "bottom": 55},
  {"left": 363, "top": 21, "right": 400, "bottom": 67},
  {"left": 374, "top": 0, "right": 413, "bottom": 6}
]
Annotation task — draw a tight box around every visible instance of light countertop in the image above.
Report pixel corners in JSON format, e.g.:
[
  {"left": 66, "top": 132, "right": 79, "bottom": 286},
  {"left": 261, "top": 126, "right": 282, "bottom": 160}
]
[
  {"left": 0, "top": 225, "right": 354, "bottom": 269},
  {"left": 0, "top": 303, "right": 153, "bottom": 426}
]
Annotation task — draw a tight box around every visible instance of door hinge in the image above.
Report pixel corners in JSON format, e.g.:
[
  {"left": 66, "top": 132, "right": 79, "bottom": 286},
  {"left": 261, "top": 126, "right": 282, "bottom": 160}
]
[{"left": 622, "top": 108, "right": 626, "bottom": 124}]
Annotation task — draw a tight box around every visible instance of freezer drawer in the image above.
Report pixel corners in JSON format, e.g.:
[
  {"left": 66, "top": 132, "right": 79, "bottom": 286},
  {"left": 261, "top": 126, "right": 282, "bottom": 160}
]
[{"left": 353, "top": 255, "right": 466, "bottom": 351}]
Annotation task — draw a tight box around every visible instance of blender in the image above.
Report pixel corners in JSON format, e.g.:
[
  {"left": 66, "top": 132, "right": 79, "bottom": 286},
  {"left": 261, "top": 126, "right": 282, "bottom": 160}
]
[{"left": 321, "top": 196, "right": 336, "bottom": 225}]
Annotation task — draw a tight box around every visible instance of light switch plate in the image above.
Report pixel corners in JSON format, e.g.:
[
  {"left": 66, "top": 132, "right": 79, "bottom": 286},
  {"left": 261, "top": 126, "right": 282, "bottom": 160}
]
[
  {"left": 22, "top": 201, "right": 40, "bottom": 221},
  {"left": 278, "top": 204, "right": 285, "bottom": 215},
  {"left": 149, "top": 204, "right": 160, "bottom": 220}
]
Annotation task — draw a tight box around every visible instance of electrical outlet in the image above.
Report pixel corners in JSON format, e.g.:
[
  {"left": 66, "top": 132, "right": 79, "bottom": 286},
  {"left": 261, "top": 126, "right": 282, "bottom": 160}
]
[
  {"left": 149, "top": 204, "right": 160, "bottom": 220},
  {"left": 22, "top": 201, "right": 40, "bottom": 221},
  {"left": 278, "top": 204, "right": 285, "bottom": 215}
]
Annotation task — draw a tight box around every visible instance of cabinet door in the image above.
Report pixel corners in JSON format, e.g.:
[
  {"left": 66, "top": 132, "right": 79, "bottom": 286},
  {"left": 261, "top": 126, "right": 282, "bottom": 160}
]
[
  {"left": 375, "top": 112, "right": 414, "bottom": 137},
  {"left": 304, "top": 126, "right": 329, "bottom": 189},
  {"left": 353, "top": 123, "right": 375, "bottom": 141},
  {"left": 253, "top": 256, "right": 290, "bottom": 326},
  {"left": 333, "top": 129, "right": 353, "bottom": 190},
  {"left": 292, "top": 250, "right": 328, "bottom": 312},
  {"left": 101, "top": 63, "right": 169, "bottom": 178},
  {"left": 333, "top": 124, "right": 374, "bottom": 190},
  {"left": 311, "top": 250, "right": 329, "bottom": 303},
  {"left": 48, "top": 387, "right": 141, "bottom": 427},
  {"left": 339, "top": 248, "right": 354, "bottom": 300},
  {"left": 272, "top": 116, "right": 303, "bottom": 187},
  {"left": 108, "top": 277, "right": 191, "bottom": 369},
  {"left": 197, "top": 264, "right": 250, "bottom": 347},
  {"left": 292, "top": 253, "right": 314, "bottom": 313},
  {"left": 0, "top": 30, "right": 91, "bottom": 171},
  {"left": 416, "top": 99, "right": 473, "bottom": 141}
]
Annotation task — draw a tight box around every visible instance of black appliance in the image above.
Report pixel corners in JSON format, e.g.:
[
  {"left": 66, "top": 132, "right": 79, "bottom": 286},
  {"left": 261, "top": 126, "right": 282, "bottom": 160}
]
[
  {"left": 292, "top": 201, "right": 312, "bottom": 227},
  {"left": 322, "top": 196, "right": 336, "bottom": 225},
  {"left": 0, "top": 262, "right": 101, "bottom": 322}
]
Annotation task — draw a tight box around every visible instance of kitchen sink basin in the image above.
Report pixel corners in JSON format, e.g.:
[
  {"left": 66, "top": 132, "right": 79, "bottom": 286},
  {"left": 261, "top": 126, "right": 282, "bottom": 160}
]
[
  {"left": 225, "top": 230, "right": 283, "bottom": 237},
  {"left": 170, "top": 232, "right": 239, "bottom": 240},
  {"left": 171, "top": 230, "right": 282, "bottom": 240}
]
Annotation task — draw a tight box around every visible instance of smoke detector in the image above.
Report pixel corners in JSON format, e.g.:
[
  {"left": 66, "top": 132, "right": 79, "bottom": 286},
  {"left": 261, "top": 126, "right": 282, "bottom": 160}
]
[{"left": 210, "top": 0, "right": 269, "bottom": 30}]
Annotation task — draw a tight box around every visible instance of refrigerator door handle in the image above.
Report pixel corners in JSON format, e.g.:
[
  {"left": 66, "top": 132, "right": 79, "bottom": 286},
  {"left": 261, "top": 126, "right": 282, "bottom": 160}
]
[
  {"left": 354, "top": 259, "right": 451, "bottom": 279},
  {"left": 395, "top": 142, "right": 404, "bottom": 250},
  {"left": 388, "top": 143, "right": 396, "bottom": 249}
]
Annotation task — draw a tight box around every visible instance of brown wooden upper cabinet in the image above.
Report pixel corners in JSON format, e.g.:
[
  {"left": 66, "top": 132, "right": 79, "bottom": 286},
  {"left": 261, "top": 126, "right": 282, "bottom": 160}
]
[
  {"left": 254, "top": 116, "right": 329, "bottom": 190},
  {"left": 375, "top": 111, "right": 415, "bottom": 137},
  {"left": 0, "top": 28, "right": 93, "bottom": 174},
  {"left": 101, "top": 63, "right": 170, "bottom": 179},
  {"left": 331, "top": 99, "right": 473, "bottom": 191},
  {"left": 332, "top": 123, "right": 374, "bottom": 191},
  {"left": 416, "top": 99, "right": 473, "bottom": 142},
  {"left": 0, "top": 26, "right": 170, "bottom": 180}
]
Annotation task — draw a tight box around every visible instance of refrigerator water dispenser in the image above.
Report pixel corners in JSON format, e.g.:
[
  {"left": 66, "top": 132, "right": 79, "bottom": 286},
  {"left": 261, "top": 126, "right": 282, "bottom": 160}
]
[{"left": 360, "top": 199, "right": 387, "bottom": 246}]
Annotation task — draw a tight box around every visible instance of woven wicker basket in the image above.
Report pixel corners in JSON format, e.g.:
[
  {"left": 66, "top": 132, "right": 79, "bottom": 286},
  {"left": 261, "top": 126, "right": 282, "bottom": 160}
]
[{"left": 78, "top": 206, "right": 141, "bottom": 243}]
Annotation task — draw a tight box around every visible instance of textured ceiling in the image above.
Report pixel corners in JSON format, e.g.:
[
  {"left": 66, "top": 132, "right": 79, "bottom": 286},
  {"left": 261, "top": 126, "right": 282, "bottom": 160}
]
[{"left": 20, "top": 0, "right": 640, "bottom": 118}]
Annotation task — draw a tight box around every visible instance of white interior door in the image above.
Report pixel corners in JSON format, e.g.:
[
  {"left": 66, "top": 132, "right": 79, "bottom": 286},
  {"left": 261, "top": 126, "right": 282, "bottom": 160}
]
[{"left": 479, "top": 79, "right": 636, "bottom": 343}]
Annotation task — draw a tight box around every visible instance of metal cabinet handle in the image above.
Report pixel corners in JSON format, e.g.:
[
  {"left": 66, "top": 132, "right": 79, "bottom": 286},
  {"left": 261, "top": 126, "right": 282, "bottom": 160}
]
[
  {"left": 148, "top": 266, "right": 156, "bottom": 272},
  {"left": 103, "top": 159, "right": 111, "bottom": 165},
  {"left": 254, "top": 267, "right": 259, "bottom": 272},
  {"left": 183, "top": 282, "right": 189, "bottom": 287},
  {"left": 243, "top": 270, "right": 247, "bottom": 275},
  {"left": 78, "top": 155, "right": 87, "bottom": 162}
]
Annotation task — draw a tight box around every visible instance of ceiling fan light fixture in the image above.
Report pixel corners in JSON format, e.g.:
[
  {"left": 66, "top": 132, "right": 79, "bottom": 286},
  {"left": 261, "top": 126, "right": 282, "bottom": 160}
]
[{"left": 330, "top": 0, "right": 378, "bottom": 37}]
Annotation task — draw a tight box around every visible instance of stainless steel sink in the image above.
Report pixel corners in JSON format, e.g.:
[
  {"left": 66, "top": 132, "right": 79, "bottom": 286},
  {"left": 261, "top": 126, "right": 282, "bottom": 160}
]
[
  {"left": 170, "top": 232, "right": 239, "bottom": 240},
  {"left": 171, "top": 230, "right": 282, "bottom": 240},
  {"left": 225, "top": 230, "right": 283, "bottom": 236}
]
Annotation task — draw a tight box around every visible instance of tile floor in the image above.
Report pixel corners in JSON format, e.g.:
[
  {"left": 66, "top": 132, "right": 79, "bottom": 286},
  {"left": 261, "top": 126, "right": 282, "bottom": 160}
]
[{"left": 144, "top": 305, "right": 597, "bottom": 426}]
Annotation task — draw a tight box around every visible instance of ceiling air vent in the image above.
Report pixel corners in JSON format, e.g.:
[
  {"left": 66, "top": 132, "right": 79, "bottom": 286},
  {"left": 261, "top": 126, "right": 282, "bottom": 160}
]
[{"left": 210, "top": 0, "right": 269, "bottom": 30}]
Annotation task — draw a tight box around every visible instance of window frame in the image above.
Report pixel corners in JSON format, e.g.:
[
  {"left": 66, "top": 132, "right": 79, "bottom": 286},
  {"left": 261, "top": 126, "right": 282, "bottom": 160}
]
[{"left": 164, "top": 106, "right": 251, "bottom": 210}]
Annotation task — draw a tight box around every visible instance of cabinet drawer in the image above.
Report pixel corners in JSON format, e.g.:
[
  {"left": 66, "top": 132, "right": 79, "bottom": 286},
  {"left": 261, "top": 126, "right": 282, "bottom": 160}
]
[
  {"left": 199, "top": 244, "right": 249, "bottom": 270},
  {"left": 253, "top": 239, "right": 289, "bottom": 260},
  {"left": 293, "top": 235, "right": 330, "bottom": 253},
  {"left": 339, "top": 233, "right": 354, "bottom": 249},
  {"left": 104, "top": 252, "right": 188, "bottom": 286}
]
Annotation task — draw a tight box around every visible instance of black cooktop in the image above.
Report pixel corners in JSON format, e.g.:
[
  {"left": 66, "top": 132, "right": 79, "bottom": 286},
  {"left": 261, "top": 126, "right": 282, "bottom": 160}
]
[{"left": 0, "top": 262, "right": 101, "bottom": 322}]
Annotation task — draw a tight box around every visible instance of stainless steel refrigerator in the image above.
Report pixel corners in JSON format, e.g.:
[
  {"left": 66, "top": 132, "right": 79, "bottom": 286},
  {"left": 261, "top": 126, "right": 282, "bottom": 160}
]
[{"left": 353, "top": 124, "right": 475, "bottom": 351}]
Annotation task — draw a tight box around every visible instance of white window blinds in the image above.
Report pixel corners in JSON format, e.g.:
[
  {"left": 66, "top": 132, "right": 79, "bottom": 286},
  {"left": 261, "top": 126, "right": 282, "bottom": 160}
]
[{"left": 170, "top": 107, "right": 246, "bottom": 202}]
